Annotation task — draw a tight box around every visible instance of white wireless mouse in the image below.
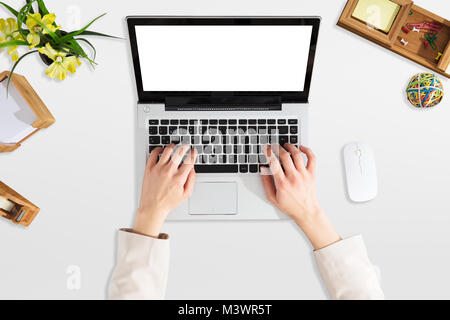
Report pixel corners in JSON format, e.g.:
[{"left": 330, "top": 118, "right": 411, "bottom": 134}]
[{"left": 343, "top": 142, "right": 378, "bottom": 202}]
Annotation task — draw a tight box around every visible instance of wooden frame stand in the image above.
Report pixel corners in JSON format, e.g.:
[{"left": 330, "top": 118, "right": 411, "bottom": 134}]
[
  {"left": 0, "top": 71, "right": 55, "bottom": 153},
  {"left": 0, "top": 181, "right": 39, "bottom": 227},
  {"left": 338, "top": 0, "right": 450, "bottom": 78}
]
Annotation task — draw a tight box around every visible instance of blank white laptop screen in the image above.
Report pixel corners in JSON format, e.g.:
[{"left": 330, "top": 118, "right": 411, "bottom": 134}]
[{"left": 135, "top": 25, "right": 313, "bottom": 92}]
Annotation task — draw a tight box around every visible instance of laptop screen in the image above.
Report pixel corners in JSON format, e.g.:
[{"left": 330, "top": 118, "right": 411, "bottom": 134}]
[
  {"left": 128, "top": 17, "right": 320, "bottom": 103},
  {"left": 135, "top": 25, "right": 313, "bottom": 92}
]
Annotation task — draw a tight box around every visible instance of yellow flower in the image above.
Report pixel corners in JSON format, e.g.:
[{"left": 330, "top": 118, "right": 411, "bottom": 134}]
[
  {"left": 0, "top": 18, "right": 21, "bottom": 61},
  {"left": 38, "top": 43, "right": 81, "bottom": 80},
  {"left": 26, "top": 13, "right": 60, "bottom": 49}
]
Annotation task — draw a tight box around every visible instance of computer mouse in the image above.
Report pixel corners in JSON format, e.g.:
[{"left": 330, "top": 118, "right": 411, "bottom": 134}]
[{"left": 343, "top": 142, "right": 378, "bottom": 203}]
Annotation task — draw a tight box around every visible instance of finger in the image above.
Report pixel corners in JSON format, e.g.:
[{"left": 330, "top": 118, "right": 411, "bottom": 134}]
[
  {"left": 263, "top": 145, "right": 285, "bottom": 187},
  {"left": 178, "top": 148, "right": 198, "bottom": 179},
  {"left": 284, "top": 143, "right": 306, "bottom": 171},
  {"left": 300, "top": 145, "right": 316, "bottom": 175},
  {"left": 168, "top": 144, "right": 191, "bottom": 170},
  {"left": 261, "top": 167, "right": 277, "bottom": 204},
  {"left": 146, "top": 147, "right": 163, "bottom": 171},
  {"left": 183, "top": 168, "right": 196, "bottom": 198},
  {"left": 159, "top": 144, "right": 176, "bottom": 165},
  {"left": 277, "top": 144, "right": 297, "bottom": 177}
]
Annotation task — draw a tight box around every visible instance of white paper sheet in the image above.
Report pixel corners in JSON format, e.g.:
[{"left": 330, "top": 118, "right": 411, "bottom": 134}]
[{"left": 0, "top": 79, "right": 37, "bottom": 144}]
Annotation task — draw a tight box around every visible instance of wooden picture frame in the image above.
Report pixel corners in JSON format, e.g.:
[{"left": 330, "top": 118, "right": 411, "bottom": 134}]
[
  {"left": 338, "top": 0, "right": 450, "bottom": 78},
  {"left": 0, "top": 71, "right": 55, "bottom": 153},
  {"left": 0, "top": 181, "right": 39, "bottom": 227}
]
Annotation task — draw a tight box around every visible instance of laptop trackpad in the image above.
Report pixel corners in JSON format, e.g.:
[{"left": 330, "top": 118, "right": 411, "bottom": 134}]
[{"left": 189, "top": 182, "right": 237, "bottom": 215}]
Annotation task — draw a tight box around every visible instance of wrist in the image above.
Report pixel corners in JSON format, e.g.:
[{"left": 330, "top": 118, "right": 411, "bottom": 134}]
[
  {"left": 294, "top": 208, "right": 341, "bottom": 251},
  {"left": 133, "top": 206, "right": 169, "bottom": 238}
]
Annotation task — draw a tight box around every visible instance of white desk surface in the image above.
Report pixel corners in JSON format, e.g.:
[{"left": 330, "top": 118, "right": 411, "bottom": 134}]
[{"left": 0, "top": 0, "right": 449, "bottom": 299}]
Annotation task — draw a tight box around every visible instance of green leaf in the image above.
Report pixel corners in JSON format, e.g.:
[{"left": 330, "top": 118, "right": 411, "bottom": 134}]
[
  {"left": 79, "top": 30, "right": 122, "bottom": 39},
  {"left": 58, "top": 13, "right": 107, "bottom": 43},
  {"left": 0, "top": 2, "right": 19, "bottom": 17},
  {"left": 36, "top": 0, "right": 49, "bottom": 15},
  {"left": 27, "top": 12, "right": 60, "bottom": 42},
  {"left": 6, "top": 50, "right": 38, "bottom": 93},
  {"left": 75, "top": 37, "right": 97, "bottom": 60},
  {"left": 0, "top": 39, "right": 28, "bottom": 48},
  {"left": 17, "top": 1, "right": 34, "bottom": 28},
  {"left": 26, "top": 0, "right": 35, "bottom": 14}
]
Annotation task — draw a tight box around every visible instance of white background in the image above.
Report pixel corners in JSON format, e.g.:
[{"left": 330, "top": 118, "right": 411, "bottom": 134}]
[
  {"left": 136, "top": 25, "right": 312, "bottom": 91},
  {"left": 0, "top": 0, "right": 449, "bottom": 299}
]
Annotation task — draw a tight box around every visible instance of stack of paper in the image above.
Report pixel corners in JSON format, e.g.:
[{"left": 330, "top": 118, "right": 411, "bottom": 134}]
[
  {"left": 0, "top": 79, "right": 37, "bottom": 144},
  {"left": 352, "top": 0, "right": 401, "bottom": 33}
]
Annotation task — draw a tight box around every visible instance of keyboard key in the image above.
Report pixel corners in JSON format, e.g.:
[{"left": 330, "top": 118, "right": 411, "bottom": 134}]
[
  {"left": 181, "top": 136, "right": 190, "bottom": 144},
  {"left": 229, "top": 126, "right": 237, "bottom": 134},
  {"left": 203, "top": 145, "right": 213, "bottom": 154},
  {"left": 189, "top": 126, "right": 197, "bottom": 135},
  {"left": 161, "top": 136, "right": 170, "bottom": 145},
  {"left": 199, "top": 155, "right": 208, "bottom": 164},
  {"left": 279, "top": 136, "right": 289, "bottom": 146},
  {"left": 195, "top": 165, "right": 238, "bottom": 173},
  {"left": 238, "top": 126, "right": 247, "bottom": 134},
  {"left": 249, "top": 155, "right": 258, "bottom": 163},
  {"left": 288, "top": 119, "right": 298, "bottom": 124},
  {"left": 250, "top": 136, "right": 258, "bottom": 144},
  {"left": 249, "top": 119, "right": 257, "bottom": 125},
  {"left": 219, "top": 120, "right": 227, "bottom": 125},
  {"left": 149, "top": 120, "right": 159, "bottom": 125},
  {"left": 219, "top": 155, "right": 227, "bottom": 164},
  {"left": 234, "top": 145, "right": 242, "bottom": 154},
  {"left": 247, "top": 126, "right": 257, "bottom": 134},
  {"left": 239, "top": 165, "right": 249, "bottom": 173},
  {"left": 179, "top": 127, "right": 188, "bottom": 135},
  {"left": 278, "top": 119, "right": 286, "bottom": 124},
  {"left": 244, "top": 146, "right": 251, "bottom": 154},
  {"left": 170, "top": 119, "right": 179, "bottom": 125},
  {"left": 149, "top": 127, "right": 158, "bottom": 135},
  {"left": 268, "top": 126, "right": 277, "bottom": 134},
  {"left": 239, "top": 155, "right": 247, "bottom": 163},
  {"left": 201, "top": 119, "right": 209, "bottom": 125},
  {"left": 267, "top": 119, "right": 276, "bottom": 124},
  {"left": 149, "top": 136, "right": 160, "bottom": 144},
  {"left": 222, "top": 136, "right": 230, "bottom": 144},
  {"left": 209, "top": 155, "right": 218, "bottom": 164},
  {"left": 193, "top": 145, "right": 203, "bottom": 154},
  {"left": 189, "top": 119, "right": 198, "bottom": 125},
  {"left": 290, "top": 136, "right": 298, "bottom": 144},
  {"left": 210, "top": 136, "right": 220, "bottom": 144},
  {"left": 202, "top": 136, "right": 210, "bottom": 144},
  {"left": 228, "top": 119, "right": 237, "bottom": 125},
  {"left": 249, "top": 164, "right": 259, "bottom": 173},
  {"left": 208, "top": 126, "right": 218, "bottom": 135},
  {"left": 159, "top": 126, "right": 168, "bottom": 135},
  {"left": 209, "top": 120, "right": 218, "bottom": 125},
  {"left": 169, "top": 126, "right": 177, "bottom": 134},
  {"left": 252, "top": 145, "right": 260, "bottom": 154},
  {"left": 241, "top": 136, "right": 249, "bottom": 144},
  {"left": 278, "top": 126, "right": 289, "bottom": 134},
  {"left": 161, "top": 120, "right": 169, "bottom": 125},
  {"left": 290, "top": 126, "right": 298, "bottom": 134},
  {"left": 171, "top": 136, "right": 180, "bottom": 144},
  {"left": 228, "top": 155, "right": 237, "bottom": 164},
  {"left": 191, "top": 136, "right": 200, "bottom": 145},
  {"left": 258, "top": 119, "right": 266, "bottom": 125},
  {"left": 260, "top": 135, "right": 269, "bottom": 144},
  {"left": 180, "top": 120, "right": 188, "bottom": 125},
  {"left": 239, "top": 120, "right": 247, "bottom": 125},
  {"left": 224, "top": 145, "right": 233, "bottom": 154},
  {"left": 213, "top": 145, "right": 222, "bottom": 154},
  {"left": 219, "top": 126, "right": 228, "bottom": 135},
  {"left": 258, "top": 126, "right": 267, "bottom": 134},
  {"left": 259, "top": 154, "right": 268, "bottom": 164}
]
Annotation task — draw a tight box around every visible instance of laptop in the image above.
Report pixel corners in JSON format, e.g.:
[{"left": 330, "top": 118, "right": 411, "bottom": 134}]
[{"left": 127, "top": 16, "right": 320, "bottom": 220}]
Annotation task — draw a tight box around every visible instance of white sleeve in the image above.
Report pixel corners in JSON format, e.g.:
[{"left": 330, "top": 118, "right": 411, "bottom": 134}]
[
  {"left": 314, "top": 235, "right": 384, "bottom": 300},
  {"left": 108, "top": 229, "right": 170, "bottom": 300}
]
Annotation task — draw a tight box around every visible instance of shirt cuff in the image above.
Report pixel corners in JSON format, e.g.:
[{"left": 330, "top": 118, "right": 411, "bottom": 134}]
[{"left": 121, "top": 228, "right": 169, "bottom": 240}]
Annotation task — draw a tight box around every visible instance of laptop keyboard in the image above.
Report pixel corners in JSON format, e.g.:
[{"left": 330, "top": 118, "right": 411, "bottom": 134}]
[{"left": 148, "top": 118, "right": 300, "bottom": 174}]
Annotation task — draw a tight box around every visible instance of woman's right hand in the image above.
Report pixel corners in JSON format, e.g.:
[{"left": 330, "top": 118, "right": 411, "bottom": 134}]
[{"left": 261, "top": 144, "right": 341, "bottom": 250}]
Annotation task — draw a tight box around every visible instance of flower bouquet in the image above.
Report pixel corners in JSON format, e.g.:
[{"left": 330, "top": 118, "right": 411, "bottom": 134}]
[{"left": 0, "top": 0, "right": 117, "bottom": 86}]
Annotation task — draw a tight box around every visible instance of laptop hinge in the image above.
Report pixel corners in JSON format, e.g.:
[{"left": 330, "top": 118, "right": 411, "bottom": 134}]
[{"left": 165, "top": 96, "right": 282, "bottom": 111}]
